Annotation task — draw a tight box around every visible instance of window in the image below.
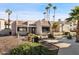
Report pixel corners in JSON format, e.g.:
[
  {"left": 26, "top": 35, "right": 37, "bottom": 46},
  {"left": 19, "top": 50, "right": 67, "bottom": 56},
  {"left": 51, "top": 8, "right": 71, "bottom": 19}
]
[
  {"left": 17, "top": 27, "right": 27, "bottom": 32},
  {"left": 42, "top": 27, "right": 50, "bottom": 33}
]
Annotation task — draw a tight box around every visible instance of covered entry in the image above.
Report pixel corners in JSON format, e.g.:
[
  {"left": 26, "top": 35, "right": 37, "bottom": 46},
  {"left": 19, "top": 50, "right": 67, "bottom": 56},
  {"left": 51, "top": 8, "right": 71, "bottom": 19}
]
[
  {"left": 29, "top": 27, "right": 36, "bottom": 34},
  {"left": 17, "top": 27, "right": 27, "bottom": 36}
]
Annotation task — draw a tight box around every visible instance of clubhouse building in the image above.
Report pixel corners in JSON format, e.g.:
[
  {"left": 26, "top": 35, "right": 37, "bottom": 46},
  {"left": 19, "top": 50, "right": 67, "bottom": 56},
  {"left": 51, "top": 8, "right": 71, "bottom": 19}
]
[{"left": 0, "top": 19, "right": 77, "bottom": 36}]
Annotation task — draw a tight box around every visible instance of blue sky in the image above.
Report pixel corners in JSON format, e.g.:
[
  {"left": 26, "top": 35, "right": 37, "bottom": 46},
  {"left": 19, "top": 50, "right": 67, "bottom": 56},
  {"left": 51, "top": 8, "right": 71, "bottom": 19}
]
[{"left": 0, "top": 3, "right": 79, "bottom": 21}]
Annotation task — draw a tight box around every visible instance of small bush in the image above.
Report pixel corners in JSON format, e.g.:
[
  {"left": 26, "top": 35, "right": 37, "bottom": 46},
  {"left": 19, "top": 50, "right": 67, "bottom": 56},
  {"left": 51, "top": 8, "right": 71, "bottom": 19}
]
[
  {"left": 32, "top": 34, "right": 38, "bottom": 38},
  {"left": 32, "top": 34, "right": 40, "bottom": 42},
  {"left": 63, "top": 32, "right": 69, "bottom": 35},
  {"left": 48, "top": 34, "right": 55, "bottom": 39},
  {"left": 67, "top": 33, "right": 72, "bottom": 39},
  {"left": 27, "top": 34, "right": 40, "bottom": 42}
]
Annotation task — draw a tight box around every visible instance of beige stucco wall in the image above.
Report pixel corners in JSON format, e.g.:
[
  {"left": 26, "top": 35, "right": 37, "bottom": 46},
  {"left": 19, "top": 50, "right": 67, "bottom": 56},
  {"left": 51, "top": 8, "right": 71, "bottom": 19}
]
[
  {"left": 36, "top": 20, "right": 42, "bottom": 35},
  {"left": 0, "top": 20, "right": 5, "bottom": 31},
  {"left": 63, "top": 24, "right": 70, "bottom": 32},
  {"left": 11, "top": 20, "right": 77, "bottom": 35},
  {"left": 11, "top": 21, "right": 17, "bottom": 35}
]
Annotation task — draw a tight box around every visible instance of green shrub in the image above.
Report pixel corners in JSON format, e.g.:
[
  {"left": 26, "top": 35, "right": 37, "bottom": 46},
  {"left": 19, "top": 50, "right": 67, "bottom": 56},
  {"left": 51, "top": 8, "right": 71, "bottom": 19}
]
[
  {"left": 67, "top": 33, "right": 72, "bottom": 39},
  {"left": 32, "top": 34, "right": 40, "bottom": 42},
  {"left": 48, "top": 34, "right": 55, "bottom": 39},
  {"left": 32, "top": 34, "right": 38, "bottom": 38},
  {"left": 63, "top": 32, "right": 69, "bottom": 35},
  {"left": 10, "top": 43, "right": 31, "bottom": 55},
  {"left": 10, "top": 43, "right": 41, "bottom": 55},
  {"left": 10, "top": 42, "right": 59, "bottom": 55},
  {"left": 27, "top": 34, "right": 40, "bottom": 42},
  {"left": 63, "top": 32, "right": 72, "bottom": 39}
]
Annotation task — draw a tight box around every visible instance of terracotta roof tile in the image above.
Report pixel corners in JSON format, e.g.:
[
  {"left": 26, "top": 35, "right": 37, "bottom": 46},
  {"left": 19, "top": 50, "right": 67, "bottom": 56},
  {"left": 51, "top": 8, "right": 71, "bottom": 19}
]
[
  {"left": 40, "top": 20, "right": 50, "bottom": 27},
  {"left": 16, "top": 21, "right": 28, "bottom": 27}
]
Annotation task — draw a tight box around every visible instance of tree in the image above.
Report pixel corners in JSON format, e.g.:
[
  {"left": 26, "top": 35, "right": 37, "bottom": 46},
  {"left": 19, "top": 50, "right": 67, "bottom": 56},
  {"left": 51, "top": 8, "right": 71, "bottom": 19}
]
[
  {"left": 58, "top": 19, "right": 64, "bottom": 32},
  {"left": 66, "top": 6, "right": 79, "bottom": 42},
  {"left": 45, "top": 3, "right": 53, "bottom": 20},
  {"left": 53, "top": 6, "right": 57, "bottom": 21},
  {"left": 5, "top": 9, "right": 12, "bottom": 29},
  {"left": 48, "top": 3, "right": 52, "bottom": 20},
  {"left": 45, "top": 6, "right": 50, "bottom": 20},
  {"left": 43, "top": 12, "right": 46, "bottom": 20}
]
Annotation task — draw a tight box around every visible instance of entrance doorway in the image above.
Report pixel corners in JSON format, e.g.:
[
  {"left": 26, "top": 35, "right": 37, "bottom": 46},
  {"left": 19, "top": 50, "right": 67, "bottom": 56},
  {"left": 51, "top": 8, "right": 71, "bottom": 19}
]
[{"left": 29, "top": 27, "right": 36, "bottom": 34}]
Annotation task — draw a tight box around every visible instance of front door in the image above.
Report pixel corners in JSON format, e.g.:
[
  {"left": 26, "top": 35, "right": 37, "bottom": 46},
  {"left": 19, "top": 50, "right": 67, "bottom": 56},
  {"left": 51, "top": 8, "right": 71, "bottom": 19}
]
[{"left": 29, "top": 27, "right": 36, "bottom": 34}]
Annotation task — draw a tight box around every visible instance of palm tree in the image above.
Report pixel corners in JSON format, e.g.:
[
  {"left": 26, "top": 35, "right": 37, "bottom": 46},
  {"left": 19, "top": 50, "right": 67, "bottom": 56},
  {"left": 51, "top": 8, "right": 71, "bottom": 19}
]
[
  {"left": 45, "top": 6, "right": 50, "bottom": 20},
  {"left": 53, "top": 6, "right": 57, "bottom": 21},
  {"left": 58, "top": 19, "right": 63, "bottom": 32},
  {"left": 66, "top": 6, "right": 79, "bottom": 42},
  {"left": 48, "top": 3, "right": 52, "bottom": 20},
  {"left": 4, "top": 21, "right": 7, "bottom": 29},
  {"left": 5, "top": 9, "right": 12, "bottom": 29},
  {"left": 43, "top": 12, "right": 46, "bottom": 20},
  {"left": 45, "top": 3, "right": 53, "bottom": 20}
]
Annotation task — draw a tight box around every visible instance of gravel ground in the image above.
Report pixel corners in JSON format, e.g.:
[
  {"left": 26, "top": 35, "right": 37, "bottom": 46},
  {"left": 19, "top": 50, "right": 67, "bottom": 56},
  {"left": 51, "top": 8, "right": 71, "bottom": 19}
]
[
  {"left": 0, "top": 36, "right": 79, "bottom": 55},
  {"left": 0, "top": 36, "right": 24, "bottom": 54}
]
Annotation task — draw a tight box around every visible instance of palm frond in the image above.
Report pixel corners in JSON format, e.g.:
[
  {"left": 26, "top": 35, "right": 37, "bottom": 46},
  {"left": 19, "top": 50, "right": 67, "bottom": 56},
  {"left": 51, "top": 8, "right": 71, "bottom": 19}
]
[
  {"left": 5, "top": 9, "right": 12, "bottom": 15},
  {"left": 45, "top": 6, "right": 50, "bottom": 10},
  {"left": 53, "top": 6, "right": 57, "bottom": 10},
  {"left": 48, "top": 3, "right": 52, "bottom": 7},
  {"left": 65, "top": 17, "right": 73, "bottom": 22}
]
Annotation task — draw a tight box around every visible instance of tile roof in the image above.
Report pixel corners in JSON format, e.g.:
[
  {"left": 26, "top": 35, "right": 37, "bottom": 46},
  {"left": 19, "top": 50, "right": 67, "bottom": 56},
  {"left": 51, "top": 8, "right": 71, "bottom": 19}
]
[
  {"left": 40, "top": 20, "right": 50, "bottom": 27},
  {"left": 16, "top": 21, "right": 28, "bottom": 27}
]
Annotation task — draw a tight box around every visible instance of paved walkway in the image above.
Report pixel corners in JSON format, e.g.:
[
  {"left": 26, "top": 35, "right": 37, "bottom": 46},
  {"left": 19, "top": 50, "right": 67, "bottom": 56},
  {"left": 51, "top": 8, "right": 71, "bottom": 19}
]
[{"left": 57, "top": 37, "right": 79, "bottom": 55}]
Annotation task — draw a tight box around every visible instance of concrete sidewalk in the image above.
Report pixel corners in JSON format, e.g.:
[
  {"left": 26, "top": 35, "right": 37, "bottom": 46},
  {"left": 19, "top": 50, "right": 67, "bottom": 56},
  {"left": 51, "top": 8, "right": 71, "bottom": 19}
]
[{"left": 57, "top": 37, "right": 79, "bottom": 55}]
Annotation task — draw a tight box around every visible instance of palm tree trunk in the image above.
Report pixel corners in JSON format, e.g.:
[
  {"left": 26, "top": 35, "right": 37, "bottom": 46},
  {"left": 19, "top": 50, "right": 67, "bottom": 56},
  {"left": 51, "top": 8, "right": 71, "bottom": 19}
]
[
  {"left": 46, "top": 9, "right": 49, "bottom": 20},
  {"left": 49, "top": 9, "right": 50, "bottom": 21},
  {"left": 4, "top": 22, "right": 6, "bottom": 28},
  {"left": 43, "top": 12, "right": 46, "bottom": 20},
  {"left": 43, "top": 14, "right": 45, "bottom": 20},
  {"left": 53, "top": 9, "right": 55, "bottom": 21},
  {"left": 62, "top": 24, "right": 63, "bottom": 32},
  {"left": 76, "top": 20, "right": 79, "bottom": 42},
  {"left": 8, "top": 14, "right": 10, "bottom": 29}
]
